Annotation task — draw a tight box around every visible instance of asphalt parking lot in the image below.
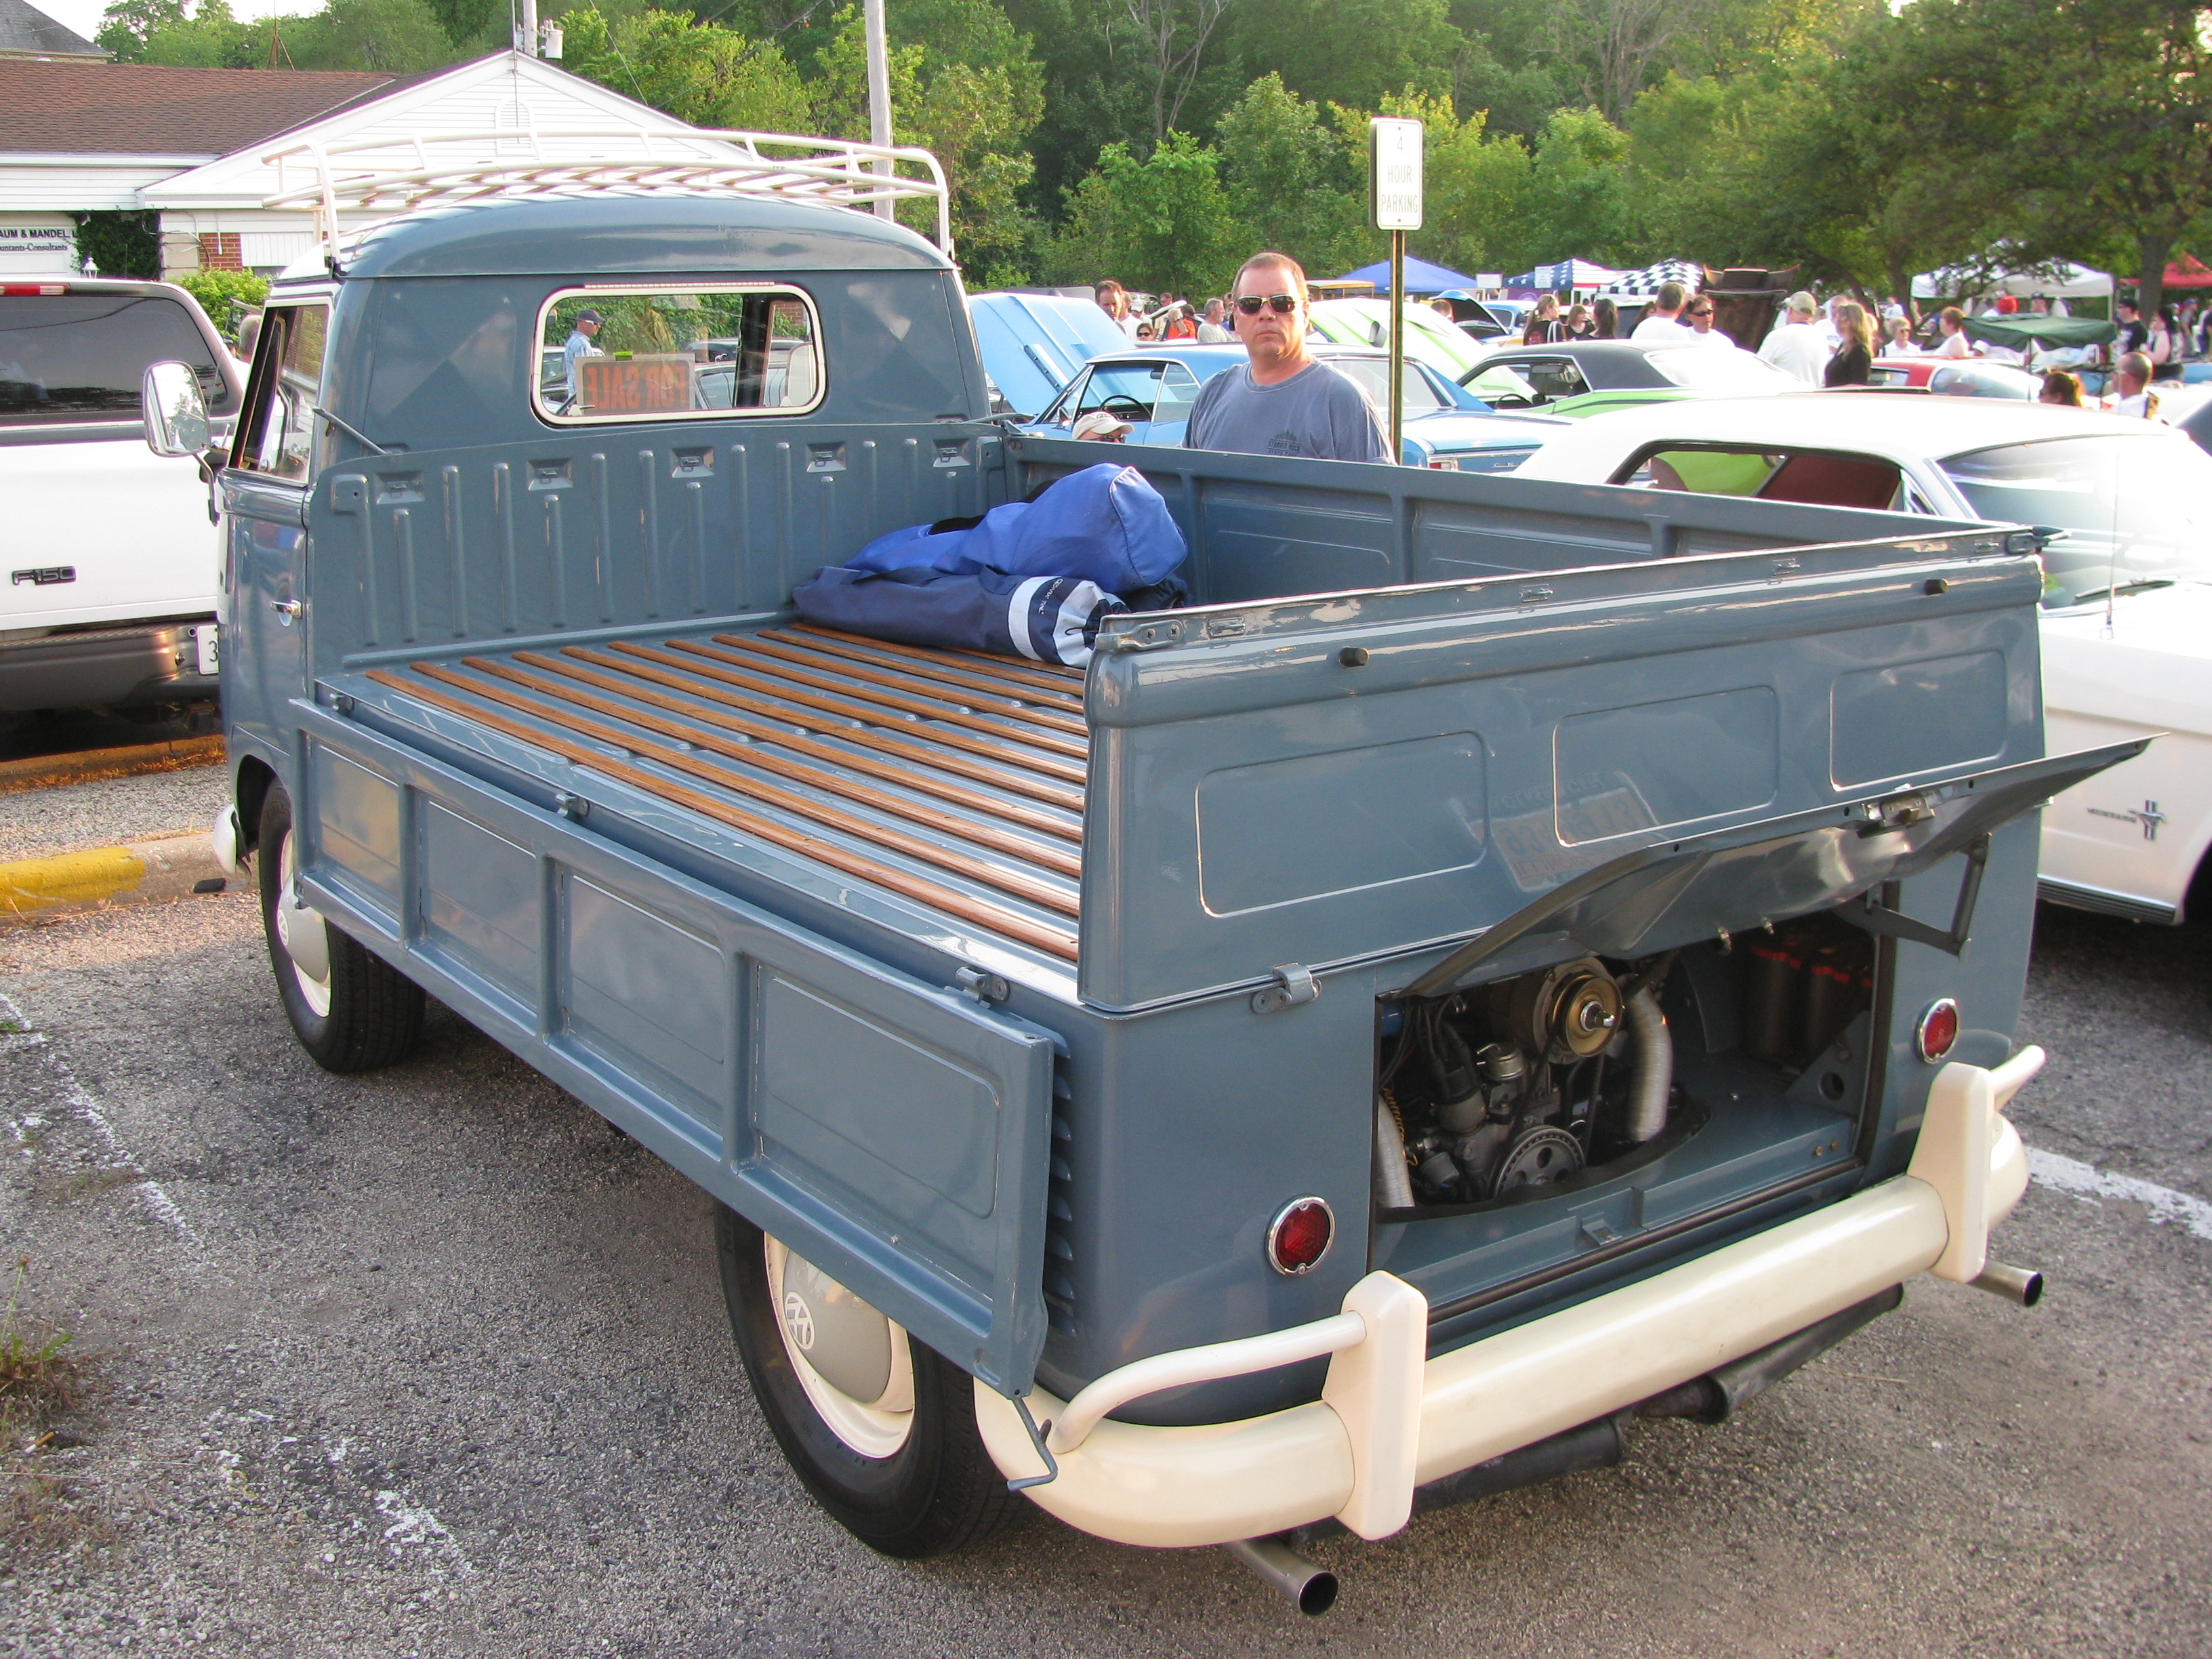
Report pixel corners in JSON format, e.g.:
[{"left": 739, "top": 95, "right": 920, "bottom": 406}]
[{"left": 0, "top": 771, "right": 2206, "bottom": 1657}]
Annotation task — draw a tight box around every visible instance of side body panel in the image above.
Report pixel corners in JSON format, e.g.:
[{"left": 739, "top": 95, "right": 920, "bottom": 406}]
[{"left": 288, "top": 709, "right": 1059, "bottom": 1395}]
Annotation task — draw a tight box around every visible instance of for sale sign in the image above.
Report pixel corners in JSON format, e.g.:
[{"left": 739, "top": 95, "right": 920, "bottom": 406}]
[
  {"left": 577, "top": 354, "right": 693, "bottom": 415},
  {"left": 1369, "top": 119, "right": 1422, "bottom": 232}
]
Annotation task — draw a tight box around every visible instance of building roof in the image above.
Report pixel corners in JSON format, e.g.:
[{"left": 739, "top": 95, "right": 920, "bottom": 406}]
[
  {"left": 0, "top": 60, "right": 396, "bottom": 157},
  {"left": 0, "top": 0, "right": 106, "bottom": 60}
]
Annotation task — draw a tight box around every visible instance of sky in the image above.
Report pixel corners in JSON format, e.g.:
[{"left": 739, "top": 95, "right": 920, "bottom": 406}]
[{"left": 38, "top": 0, "right": 308, "bottom": 46}]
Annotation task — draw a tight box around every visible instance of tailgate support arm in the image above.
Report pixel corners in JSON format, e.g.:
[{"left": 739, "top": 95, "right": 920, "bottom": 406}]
[{"left": 1839, "top": 833, "right": 1990, "bottom": 958}]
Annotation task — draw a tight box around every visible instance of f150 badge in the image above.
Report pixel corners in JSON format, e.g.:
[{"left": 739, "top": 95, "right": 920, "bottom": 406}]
[
  {"left": 10, "top": 567, "right": 74, "bottom": 586},
  {"left": 2088, "top": 800, "right": 2165, "bottom": 841}
]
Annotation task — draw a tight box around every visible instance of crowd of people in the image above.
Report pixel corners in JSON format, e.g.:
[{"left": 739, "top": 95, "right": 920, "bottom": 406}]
[
  {"left": 1080, "top": 258, "right": 2190, "bottom": 458},
  {"left": 1092, "top": 281, "right": 1235, "bottom": 343}
]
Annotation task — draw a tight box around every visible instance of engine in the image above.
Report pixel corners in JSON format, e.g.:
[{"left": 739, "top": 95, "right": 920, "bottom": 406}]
[{"left": 1375, "top": 954, "right": 1676, "bottom": 1211}]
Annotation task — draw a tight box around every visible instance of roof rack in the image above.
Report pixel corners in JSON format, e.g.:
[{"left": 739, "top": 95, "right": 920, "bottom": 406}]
[{"left": 260, "top": 127, "right": 953, "bottom": 265}]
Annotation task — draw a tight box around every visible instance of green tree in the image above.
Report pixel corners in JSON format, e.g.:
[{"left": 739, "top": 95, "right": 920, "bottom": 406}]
[
  {"left": 808, "top": 3, "right": 925, "bottom": 138},
  {"left": 1521, "top": 105, "right": 1637, "bottom": 266},
  {"left": 1045, "top": 130, "right": 1241, "bottom": 293},
  {"left": 1229, "top": 0, "right": 1464, "bottom": 115},
  {"left": 1895, "top": 0, "right": 2212, "bottom": 317},
  {"left": 285, "top": 0, "right": 459, "bottom": 70},
  {"left": 1333, "top": 90, "right": 1534, "bottom": 277},
  {"left": 95, "top": 0, "right": 188, "bottom": 58},
  {"left": 426, "top": 0, "right": 505, "bottom": 48},
  {"left": 560, "top": 7, "right": 814, "bottom": 128},
  {"left": 811, "top": 5, "right": 1044, "bottom": 279},
  {"left": 1214, "top": 75, "right": 1368, "bottom": 278}
]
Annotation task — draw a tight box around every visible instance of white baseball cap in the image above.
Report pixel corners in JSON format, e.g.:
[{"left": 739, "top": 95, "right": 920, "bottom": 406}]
[{"left": 1072, "top": 410, "right": 1133, "bottom": 441}]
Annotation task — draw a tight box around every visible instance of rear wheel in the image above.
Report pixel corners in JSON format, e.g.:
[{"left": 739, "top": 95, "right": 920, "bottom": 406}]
[
  {"left": 258, "top": 785, "right": 424, "bottom": 1073},
  {"left": 715, "top": 1206, "right": 1020, "bottom": 1557}
]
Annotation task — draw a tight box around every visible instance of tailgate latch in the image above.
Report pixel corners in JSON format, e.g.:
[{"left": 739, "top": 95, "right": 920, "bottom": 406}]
[{"left": 1251, "top": 963, "right": 1320, "bottom": 1015}]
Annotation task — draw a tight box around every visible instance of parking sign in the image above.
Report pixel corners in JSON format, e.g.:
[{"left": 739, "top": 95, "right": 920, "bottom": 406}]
[{"left": 1370, "top": 118, "right": 1422, "bottom": 231}]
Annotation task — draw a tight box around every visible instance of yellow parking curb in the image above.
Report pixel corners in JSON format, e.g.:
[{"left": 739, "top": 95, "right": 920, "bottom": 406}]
[{"left": 0, "top": 833, "right": 229, "bottom": 924}]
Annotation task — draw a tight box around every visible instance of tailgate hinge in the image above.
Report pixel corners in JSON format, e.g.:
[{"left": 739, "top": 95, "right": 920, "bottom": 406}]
[{"left": 1251, "top": 963, "right": 1321, "bottom": 1015}]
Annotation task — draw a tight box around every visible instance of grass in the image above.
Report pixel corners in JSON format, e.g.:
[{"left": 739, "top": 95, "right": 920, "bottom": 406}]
[
  {"left": 43, "top": 1168, "right": 143, "bottom": 1206},
  {"left": 0, "top": 1257, "right": 83, "bottom": 1436},
  {"left": 0, "top": 1256, "right": 108, "bottom": 1558}
]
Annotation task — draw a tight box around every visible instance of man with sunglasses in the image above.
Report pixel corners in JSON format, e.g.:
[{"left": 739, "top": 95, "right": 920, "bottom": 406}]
[{"left": 1183, "top": 252, "right": 1389, "bottom": 463}]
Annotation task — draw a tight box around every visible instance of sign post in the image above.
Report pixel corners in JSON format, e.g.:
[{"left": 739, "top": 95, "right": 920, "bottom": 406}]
[{"left": 1369, "top": 117, "right": 1422, "bottom": 464}]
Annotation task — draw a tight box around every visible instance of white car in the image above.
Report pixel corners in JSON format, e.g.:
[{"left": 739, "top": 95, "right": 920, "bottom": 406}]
[
  {"left": 3, "top": 277, "right": 240, "bottom": 715},
  {"left": 1514, "top": 394, "right": 2212, "bottom": 924}
]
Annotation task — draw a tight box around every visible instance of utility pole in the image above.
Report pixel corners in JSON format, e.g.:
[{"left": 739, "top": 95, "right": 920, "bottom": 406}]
[
  {"left": 519, "top": 0, "right": 539, "bottom": 55},
  {"left": 865, "top": 0, "right": 893, "bottom": 220}
]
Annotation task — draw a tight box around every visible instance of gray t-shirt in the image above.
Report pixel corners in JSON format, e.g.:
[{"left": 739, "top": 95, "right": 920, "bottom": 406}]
[{"left": 1183, "top": 359, "right": 1389, "bottom": 462}]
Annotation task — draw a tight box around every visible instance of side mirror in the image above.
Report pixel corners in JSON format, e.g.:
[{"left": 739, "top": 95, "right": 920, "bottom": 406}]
[{"left": 142, "top": 361, "right": 209, "bottom": 458}]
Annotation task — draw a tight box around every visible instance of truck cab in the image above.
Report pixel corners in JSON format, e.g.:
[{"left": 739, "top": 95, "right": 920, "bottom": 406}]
[{"left": 143, "top": 130, "right": 2133, "bottom": 1604}]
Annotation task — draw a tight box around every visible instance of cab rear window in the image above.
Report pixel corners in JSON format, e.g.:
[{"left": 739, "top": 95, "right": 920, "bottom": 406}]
[
  {"left": 535, "top": 285, "right": 822, "bottom": 424},
  {"left": 0, "top": 292, "right": 233, "bottom": 425}
]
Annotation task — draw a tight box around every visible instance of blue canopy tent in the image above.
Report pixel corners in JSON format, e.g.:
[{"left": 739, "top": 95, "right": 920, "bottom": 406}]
[{"left": 1328, "top": 255, "right": 1481, "bottom": 295}]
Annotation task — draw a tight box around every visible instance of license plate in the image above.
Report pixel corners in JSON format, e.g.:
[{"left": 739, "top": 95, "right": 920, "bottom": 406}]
[{"left": 193, "top": 622, "right": 220, "bottom": 675}]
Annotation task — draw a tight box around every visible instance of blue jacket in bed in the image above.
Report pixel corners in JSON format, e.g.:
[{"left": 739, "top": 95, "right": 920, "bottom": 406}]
[{"left": 792, "top": 463, "right": 1187, "bottom": 665}]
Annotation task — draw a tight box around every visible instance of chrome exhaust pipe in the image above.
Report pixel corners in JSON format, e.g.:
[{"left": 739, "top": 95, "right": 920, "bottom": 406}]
[
  {"left": 1222, "top": 1536, "right": 1338, "bottom": 1616},
  {"left": 1969, "top": 1261, "right": 2043, "bottom": 1307}
]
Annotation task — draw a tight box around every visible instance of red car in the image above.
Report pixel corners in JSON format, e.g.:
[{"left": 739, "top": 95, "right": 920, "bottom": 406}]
[{"left": 1865, "top": 354, "right": 2043, "bottom": 398}]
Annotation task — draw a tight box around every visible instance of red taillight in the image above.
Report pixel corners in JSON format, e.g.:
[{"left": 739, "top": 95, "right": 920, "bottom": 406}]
[
  {"left": 1916, "top": 998, "right": 1961, "bottom": 1064},
  {"left": 1267, "top": 1197, "right": 1334, "bottom": 1275},
  {"left": 2, "top": 283, "right": 66, "bottom": 296}
]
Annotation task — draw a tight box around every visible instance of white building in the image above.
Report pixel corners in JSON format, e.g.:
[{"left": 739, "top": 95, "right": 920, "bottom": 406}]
[{"left": 0, "top": 43, "right": 718, "bottom": 279}]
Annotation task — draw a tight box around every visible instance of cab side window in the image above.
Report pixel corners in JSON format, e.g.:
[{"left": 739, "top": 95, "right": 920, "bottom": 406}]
[{"left": 235, "top": 304, "right": 329, "bottom": 482}]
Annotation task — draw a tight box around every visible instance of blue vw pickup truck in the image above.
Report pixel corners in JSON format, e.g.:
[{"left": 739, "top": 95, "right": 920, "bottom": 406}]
[{"left": 141, "top": 134, "right": 2133, "bottom": 1612}]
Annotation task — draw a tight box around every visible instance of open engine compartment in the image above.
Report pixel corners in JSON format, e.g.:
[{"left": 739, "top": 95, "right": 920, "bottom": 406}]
[{"left": 1375, "top": 910, "right": 1881, "bottom": 1219}]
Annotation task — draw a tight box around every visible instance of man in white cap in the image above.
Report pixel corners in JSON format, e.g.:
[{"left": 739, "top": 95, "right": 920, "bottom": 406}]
[
  {"left": 1757, "top": 293, "right": 1828, "bottom": 384},
  {"left": 1071, "top": 410, "right": 1132, "bottom": 442}
]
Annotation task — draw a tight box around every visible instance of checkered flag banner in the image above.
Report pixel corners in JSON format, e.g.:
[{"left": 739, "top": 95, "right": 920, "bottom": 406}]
[{"left": 1600, "top": 260, "right": 1704, "bottom": 296}]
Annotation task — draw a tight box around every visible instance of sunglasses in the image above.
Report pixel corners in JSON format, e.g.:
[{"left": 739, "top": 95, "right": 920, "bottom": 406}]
[
  {"left": 1689, "top": 308, "right": 1715, "bottom": 317},
  {"left": 1233, "top": 293, "right": 1300, "bottom": 315}
]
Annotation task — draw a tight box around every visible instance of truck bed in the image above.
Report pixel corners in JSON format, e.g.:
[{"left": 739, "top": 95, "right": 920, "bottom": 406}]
[{"left": 357, "top": 623, "right": 1089, "bottom": 966}]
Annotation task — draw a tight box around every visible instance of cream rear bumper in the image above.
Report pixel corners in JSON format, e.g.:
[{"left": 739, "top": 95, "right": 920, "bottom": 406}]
[{"left": 977, "top": 1049, "right": 2039, "bottom": 1550}]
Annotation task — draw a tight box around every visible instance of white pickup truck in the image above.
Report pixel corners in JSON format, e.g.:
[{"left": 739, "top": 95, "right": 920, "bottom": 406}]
[{"left": 1, "top": 276, "right": 240, "bottom": 716}]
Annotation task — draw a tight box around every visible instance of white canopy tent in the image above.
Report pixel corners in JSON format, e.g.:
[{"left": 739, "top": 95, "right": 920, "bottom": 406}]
[{"left": 1912, "top": 261, "right": 2112, "bottom": 302}]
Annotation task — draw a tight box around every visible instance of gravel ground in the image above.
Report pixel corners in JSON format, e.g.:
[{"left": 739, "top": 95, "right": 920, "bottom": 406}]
[
  {"left": 0, "top": 787, "right": 2205, "bottom": 1656},
  {"left": 0, "top": 768, "right": 226, "bottom": 864}
]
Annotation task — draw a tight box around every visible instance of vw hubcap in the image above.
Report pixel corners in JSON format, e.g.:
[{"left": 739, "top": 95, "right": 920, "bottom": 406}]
[{"left": 764, "top": 1236, "right": 915, "bottom": 1459}]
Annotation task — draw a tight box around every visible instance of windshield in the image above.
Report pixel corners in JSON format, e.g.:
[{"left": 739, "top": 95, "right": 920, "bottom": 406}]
[
  {"left": 1939, "top": 433, "right": 2212, "bottom": 606},
  {"left": 0, "top": 293, "right": 232, "bottom": 424},
  {"left": 1646, "top": 350, "right": 1797, "bottom": 392},
  {"left": 1321, "top": 355, "right": 1455, "bottom": 412}
]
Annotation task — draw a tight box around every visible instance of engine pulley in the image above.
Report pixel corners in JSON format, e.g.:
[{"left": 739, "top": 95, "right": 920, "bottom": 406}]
[{"left": 1490, "top": 1125, "right": 1586, "bottom": 1198}]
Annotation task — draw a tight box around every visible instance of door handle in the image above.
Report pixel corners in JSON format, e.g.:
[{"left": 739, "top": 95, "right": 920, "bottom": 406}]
[{"left": 270, "top": 599, "right": 301, "bottom": 624}]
